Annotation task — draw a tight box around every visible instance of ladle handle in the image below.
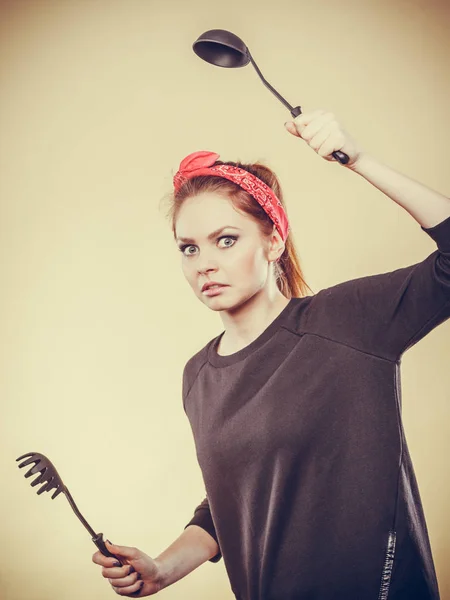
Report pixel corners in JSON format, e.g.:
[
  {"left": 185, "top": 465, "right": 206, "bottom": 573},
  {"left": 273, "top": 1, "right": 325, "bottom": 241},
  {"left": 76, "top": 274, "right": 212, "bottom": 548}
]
[
  {"left": 92, "top": 532, "right": 124, "bottom": 565},
  {"left": 290, "top": 106, "right": 350, "bottom": 165}
]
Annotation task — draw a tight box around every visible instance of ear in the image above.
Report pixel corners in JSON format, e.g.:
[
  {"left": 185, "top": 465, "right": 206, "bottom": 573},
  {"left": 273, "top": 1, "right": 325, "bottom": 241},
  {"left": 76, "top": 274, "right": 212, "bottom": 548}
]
[{"left": 267, "top": 227, "right": 285, "bottom": 263}]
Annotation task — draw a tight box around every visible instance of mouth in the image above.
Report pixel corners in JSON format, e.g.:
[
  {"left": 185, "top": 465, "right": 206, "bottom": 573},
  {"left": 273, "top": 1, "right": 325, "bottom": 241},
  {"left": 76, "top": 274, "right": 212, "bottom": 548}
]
[{"left": 201, "top": 284, "right": 228, "bottom": 296}]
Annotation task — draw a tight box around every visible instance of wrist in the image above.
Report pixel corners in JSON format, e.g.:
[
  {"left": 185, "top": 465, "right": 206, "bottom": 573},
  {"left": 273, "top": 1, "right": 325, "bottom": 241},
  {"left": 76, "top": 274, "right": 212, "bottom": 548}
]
[
  {"left": 346, "top": 152, "right": 377, "bottom": 175},
  {"left": 152, "top": 557, "right": 169, "bottom": 591}
]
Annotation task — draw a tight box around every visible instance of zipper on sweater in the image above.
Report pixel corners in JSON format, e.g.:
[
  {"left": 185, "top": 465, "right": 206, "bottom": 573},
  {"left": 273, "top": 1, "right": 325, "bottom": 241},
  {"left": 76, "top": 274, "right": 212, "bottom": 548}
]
[
  {"left": 376, "top": 363, "right": 403, "bottom": 599},
  {"left": 377, "top": 530, "right": 397, "bottom": 600}
]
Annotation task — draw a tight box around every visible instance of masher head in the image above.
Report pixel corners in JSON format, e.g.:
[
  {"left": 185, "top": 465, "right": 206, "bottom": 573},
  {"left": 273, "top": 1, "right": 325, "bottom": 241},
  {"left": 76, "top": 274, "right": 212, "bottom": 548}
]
[
  {"left": 16, "top": 452, "right": 65, "bottom": 500},
  {"left": 193, "top": 29, "right": 250, "bottom": 68}
]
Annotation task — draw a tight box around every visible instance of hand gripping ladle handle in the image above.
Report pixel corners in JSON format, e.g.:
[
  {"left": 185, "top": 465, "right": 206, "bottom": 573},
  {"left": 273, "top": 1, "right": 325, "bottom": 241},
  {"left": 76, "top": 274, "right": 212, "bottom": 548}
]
[
  {"left": 291, "top": 106, "right": 350, "bottom": 165},
  {"left": 290, "top": 105, "right": 349, "bottom": 165}
]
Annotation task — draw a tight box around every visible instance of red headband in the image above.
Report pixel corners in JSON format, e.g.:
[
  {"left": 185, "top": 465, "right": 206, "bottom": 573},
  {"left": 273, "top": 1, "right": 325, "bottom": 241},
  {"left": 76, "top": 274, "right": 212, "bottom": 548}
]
[{"left": 173, "top": 151, "right": 289, "bottom": 242}]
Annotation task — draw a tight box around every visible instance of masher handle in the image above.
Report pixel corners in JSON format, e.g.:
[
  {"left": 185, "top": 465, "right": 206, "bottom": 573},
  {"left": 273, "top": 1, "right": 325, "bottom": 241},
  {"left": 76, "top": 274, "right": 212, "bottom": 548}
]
[
  {"left": 290, "top": 106, "right": 349, "bottom": 165},
  {"left": 92, "top": 533, "right": 124, "bottom": 565}
]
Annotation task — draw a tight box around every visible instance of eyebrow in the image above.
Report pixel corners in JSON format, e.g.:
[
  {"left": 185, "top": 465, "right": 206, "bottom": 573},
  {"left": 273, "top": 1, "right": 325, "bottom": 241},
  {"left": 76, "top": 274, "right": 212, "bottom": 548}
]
[{"left": 176, "top": 226, "right": 242, "bottom": 244}]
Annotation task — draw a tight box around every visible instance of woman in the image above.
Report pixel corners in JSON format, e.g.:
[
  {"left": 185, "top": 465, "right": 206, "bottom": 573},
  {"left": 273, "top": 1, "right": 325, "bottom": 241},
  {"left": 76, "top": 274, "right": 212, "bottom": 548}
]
[{"left": 92, "top": 110, "right": 450, "bottom": 599}]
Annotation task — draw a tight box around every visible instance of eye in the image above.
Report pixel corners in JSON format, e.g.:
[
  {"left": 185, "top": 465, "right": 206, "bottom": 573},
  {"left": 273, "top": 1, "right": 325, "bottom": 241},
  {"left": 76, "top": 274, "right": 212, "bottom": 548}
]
[
  {"left": 178, "top": 235, "right": 238, "bottom": 257},
  {"left": 218, "top": 235, "right": 238, "bottom": 248},
  {"left": 179, "top": 244, "right": 198, "bottom": 257}
]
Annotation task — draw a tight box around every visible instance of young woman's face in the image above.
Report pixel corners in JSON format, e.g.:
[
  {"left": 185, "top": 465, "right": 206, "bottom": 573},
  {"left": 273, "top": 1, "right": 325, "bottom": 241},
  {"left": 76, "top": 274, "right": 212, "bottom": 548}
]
[{"left": 175, "top": 192, "right": 278, "bottom": 311}]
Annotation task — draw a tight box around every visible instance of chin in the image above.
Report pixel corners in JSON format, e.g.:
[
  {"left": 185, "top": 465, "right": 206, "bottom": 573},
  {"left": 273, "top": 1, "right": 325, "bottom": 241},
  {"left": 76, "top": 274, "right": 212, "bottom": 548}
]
[
  {"left": 201, "top": 296, "right": 231, "bottom": 311},
  {"left": 196, "top": 290, "right": 232, "bottom": 310},
  {"left": 202, "top": 291, "right": 256, "bottom": 313}
]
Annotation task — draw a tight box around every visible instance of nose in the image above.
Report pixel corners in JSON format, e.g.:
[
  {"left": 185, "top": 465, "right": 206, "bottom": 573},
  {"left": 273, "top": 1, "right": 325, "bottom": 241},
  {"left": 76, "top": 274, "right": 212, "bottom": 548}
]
[
  {"left": 195, "top": 248, "right": 218, "bottom": 275},
  {"left": 196, "top": 252, "right": 219, "bottom": 276},
  {"left": 197, "top": 264, "right": 218, "bottom": 276}
]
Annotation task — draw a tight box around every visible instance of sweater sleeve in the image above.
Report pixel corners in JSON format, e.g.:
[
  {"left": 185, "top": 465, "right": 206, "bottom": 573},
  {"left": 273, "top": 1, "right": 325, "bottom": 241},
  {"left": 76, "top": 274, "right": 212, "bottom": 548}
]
[
  {"left": 306, "top": 214, "right": 450, "bottom": 361},
  {"left": 181, "top": 359, "right": 222, "bottom": 562},
  {"left": 184, "top": 496, "right": 222, "bottom": 562}
]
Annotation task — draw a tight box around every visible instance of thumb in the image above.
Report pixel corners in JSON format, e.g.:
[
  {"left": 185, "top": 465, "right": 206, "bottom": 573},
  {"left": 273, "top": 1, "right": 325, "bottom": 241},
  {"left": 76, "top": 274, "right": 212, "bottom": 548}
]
[
  {"left": 284, "top": 121, "right": 301, "bottom": 137},
  {"left": 105, "top": 540, "right": 138, "bottom": 561}
]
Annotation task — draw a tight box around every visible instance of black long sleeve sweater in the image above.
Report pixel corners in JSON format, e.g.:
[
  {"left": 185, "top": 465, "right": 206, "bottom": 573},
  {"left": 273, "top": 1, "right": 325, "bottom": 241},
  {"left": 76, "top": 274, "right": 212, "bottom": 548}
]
[{"left": 182, "top": 214, "right": 450, "bottom": 600}]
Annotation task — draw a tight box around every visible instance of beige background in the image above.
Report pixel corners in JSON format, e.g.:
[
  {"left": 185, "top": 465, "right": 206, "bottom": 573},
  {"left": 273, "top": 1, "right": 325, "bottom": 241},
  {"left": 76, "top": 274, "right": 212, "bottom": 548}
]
[{"left": 0, "top": 0, "right": 449, "bottom": 598}]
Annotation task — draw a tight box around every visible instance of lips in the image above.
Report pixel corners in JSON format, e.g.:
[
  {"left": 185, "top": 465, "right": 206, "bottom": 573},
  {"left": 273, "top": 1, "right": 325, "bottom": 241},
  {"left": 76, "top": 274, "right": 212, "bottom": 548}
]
[
  {"left": 202, "top": 284, "right": 228, "bottom": 297},
  {"left": 201, "top": 281, "right": 226, "bottom": 292}
]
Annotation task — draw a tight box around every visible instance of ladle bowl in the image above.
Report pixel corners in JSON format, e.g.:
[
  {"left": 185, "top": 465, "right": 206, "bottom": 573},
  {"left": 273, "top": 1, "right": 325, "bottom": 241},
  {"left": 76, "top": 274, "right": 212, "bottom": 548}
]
[{"left": 193, "top": 29, "right": 250, "bottom": 68}]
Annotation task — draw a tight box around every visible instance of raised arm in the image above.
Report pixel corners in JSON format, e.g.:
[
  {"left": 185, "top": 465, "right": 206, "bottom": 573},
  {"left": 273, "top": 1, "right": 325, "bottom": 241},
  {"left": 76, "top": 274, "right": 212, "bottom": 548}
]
[
  {"left": 348, "top": 153, "right": 450, "bottom": 228},
  {"left": 286, "top": 110, "right": 450, "bottom": 360}
]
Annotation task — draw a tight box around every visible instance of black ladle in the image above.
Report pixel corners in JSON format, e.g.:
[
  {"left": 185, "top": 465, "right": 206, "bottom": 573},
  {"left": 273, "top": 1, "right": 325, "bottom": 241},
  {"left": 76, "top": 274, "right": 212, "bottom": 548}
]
[{"left": 193, "top": 29, "right": 349, "bottom": 165}]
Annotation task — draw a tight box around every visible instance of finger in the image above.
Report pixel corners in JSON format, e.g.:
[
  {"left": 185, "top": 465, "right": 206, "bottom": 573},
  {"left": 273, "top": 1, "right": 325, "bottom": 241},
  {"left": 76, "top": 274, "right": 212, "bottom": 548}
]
[
  {"left": 112, "top": 580, "right": 144, "bottom": 596},
  {"left": 105, "top": 540, "right": 140, "bottom": 561},
  {"left": 308, "top": 127, "right": 333, "bottom": 152},
  {"left": 108, "top": 570, "right": 140, "bottom": 588},
  {"left": 284, "top": 121, "right": 301, "bottom": 137},
  {"left": 317, "top": 132, "right": 346, "bottom": 159},
  {"left": 102, "top": 564, "right": 135, "bottom": 580},
  {"left": 92, "top": 551, "right": 123, "bottom": 568},
  {"left": 292, "top": 109, "right": 327, "bottom": 133},
  {"left": 301, "top": 112, "right": 336, "bottom": 142}
]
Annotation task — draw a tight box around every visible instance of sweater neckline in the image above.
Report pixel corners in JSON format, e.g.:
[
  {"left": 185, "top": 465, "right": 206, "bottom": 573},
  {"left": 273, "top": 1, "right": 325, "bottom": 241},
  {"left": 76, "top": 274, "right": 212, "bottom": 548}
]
[{"left": 207, "top": 297, "right": 298, "bottom": 367}]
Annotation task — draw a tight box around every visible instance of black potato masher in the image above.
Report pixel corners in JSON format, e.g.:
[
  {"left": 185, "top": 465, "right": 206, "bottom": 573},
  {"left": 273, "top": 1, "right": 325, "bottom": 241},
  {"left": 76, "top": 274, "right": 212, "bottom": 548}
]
[
  {"left": 192, "top": 29, "right": 349, "bottom": 165},
  {"left": 16, "top": 451, "right": 124, "bottom": 565}
]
